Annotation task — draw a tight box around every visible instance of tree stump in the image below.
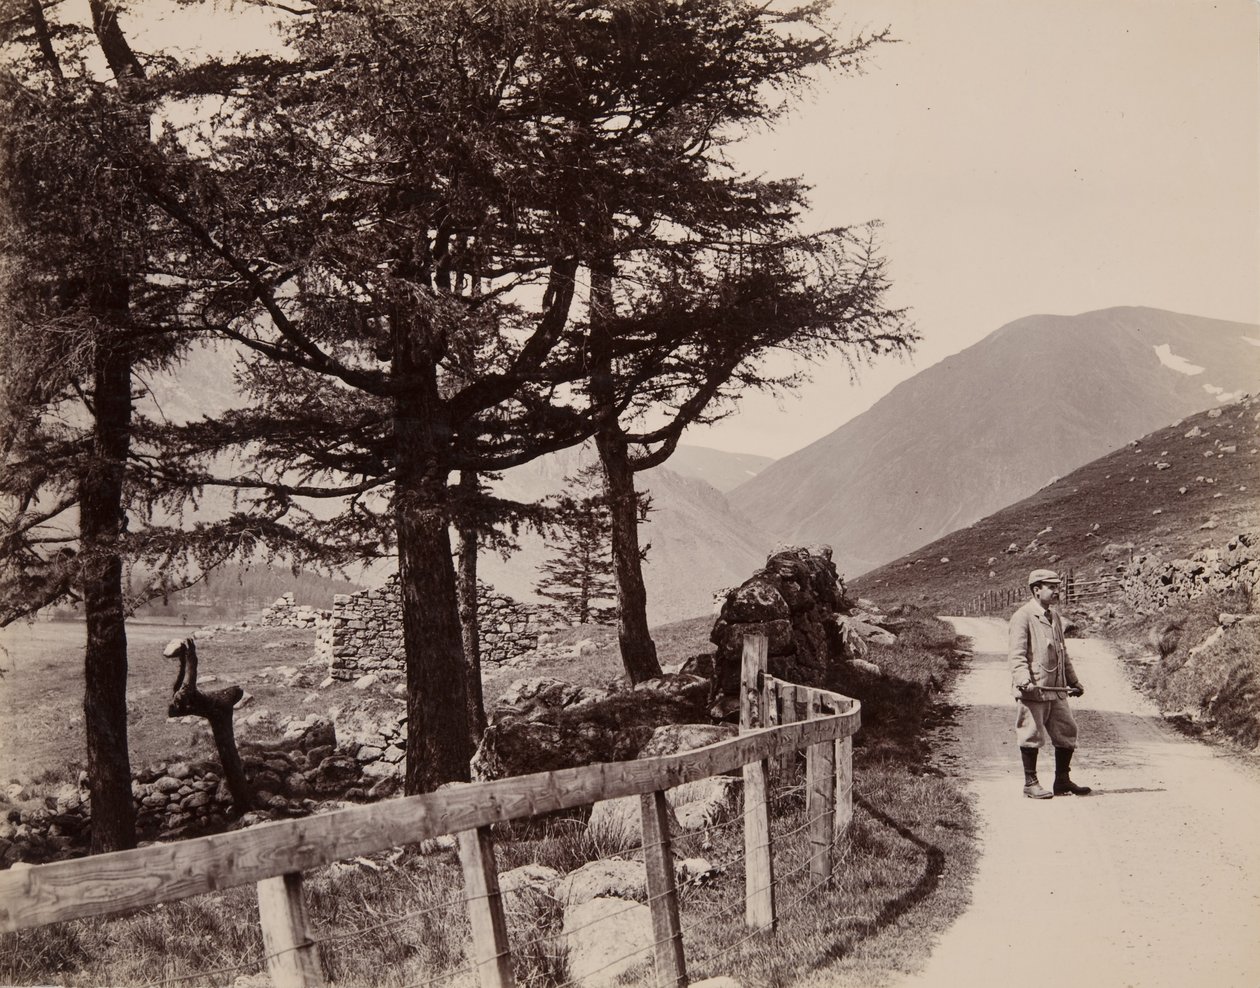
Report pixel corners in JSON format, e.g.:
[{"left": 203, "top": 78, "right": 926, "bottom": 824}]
[{"left": 163, "top": 637, "right": 255, "bottom": 812}]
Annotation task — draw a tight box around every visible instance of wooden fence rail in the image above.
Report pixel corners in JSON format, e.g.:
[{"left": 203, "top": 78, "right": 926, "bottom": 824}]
[
  {"left": 959, "top": 568, "right": 1123, "bottom": 615},
  {"left": 0, "top": 634, "right": 860, "bottom": 988}
]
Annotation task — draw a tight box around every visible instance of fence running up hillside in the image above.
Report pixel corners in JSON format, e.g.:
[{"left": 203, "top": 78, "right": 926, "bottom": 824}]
[
  {"left": 0, "top": 635, "right": 860, "bottom": 988},
  {"left": 959, "top": 569, "right": 1122, "bottom": 616}
]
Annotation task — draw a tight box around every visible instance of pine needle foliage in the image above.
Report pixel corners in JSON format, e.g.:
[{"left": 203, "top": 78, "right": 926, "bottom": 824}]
[{"left": 534, "top": 466, "right": 620, "bottom": 625}]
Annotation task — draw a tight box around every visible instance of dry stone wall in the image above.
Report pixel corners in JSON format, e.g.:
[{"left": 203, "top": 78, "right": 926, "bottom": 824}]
[
  {"left": 258, "top": 592, "right": 329, "bottom": 630},
  {"left": 0, "top": 715, "right": 403, "bottom": 867},
  {"left": 320, "top": 575, "right": 552, "bottom": 680},
  {"left": 1118, "top": 531, "right": 1259, "bottom": 612}
]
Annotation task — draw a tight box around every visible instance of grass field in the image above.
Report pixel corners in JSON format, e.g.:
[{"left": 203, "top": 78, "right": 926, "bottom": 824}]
[
  {"left": 0, "top": 615, "right": 714, "bottom": 786},
  {"left": 0, "top": 619, "right": 322, "bottom": 783},
  {"left": 0, "top": 607, "right": 976, "bottom": 987}
]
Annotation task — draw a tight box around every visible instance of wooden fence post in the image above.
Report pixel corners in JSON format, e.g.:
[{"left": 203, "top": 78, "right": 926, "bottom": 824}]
[
  {"left": 257, "top": 872, "right": 325, "bottom": 988},
  {"left": 805, "top": 696, "right": 836, "bottom": 882},
  {"left": 835, "top": 696, "right": 854, "bottom": 835},
  {"left": 740, "top": 634, "right": 775, "bottom": 931},
  {"left": 773, "top": 681, "right": 800, "bottom": 781},
  {"left": 458, "top": 826, "right": 514, "bottom": 988},
  {"left": 641, "top": 791, "right": 686, "bottom": 988},
  {"left": 835, "top": 736, "right": 854, "bottom": 829},
  {"left": 763, "top": 676, "right": 782, "bottom": 782}
]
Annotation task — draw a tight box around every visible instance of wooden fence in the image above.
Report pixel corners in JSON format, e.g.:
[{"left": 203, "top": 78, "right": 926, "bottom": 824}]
[
  {"left": 959, "top": 569, "right": 1122, "bottom": 616},
  {"left": 0, "top": 635, "right": 860, "bottom": 988}
]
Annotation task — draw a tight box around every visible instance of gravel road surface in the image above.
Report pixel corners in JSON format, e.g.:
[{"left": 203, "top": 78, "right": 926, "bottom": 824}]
[{"left": 896, "top": 615, "right": 1260, "bottom": 988}]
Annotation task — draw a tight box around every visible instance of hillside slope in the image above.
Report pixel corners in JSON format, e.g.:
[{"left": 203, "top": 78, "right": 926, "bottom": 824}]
[
  {"left": 479, "top": 444, "right": 777, "bottom": 624},
  {"left": 851, "top": 396, "right": 1259, "bottom": 611},
  {"left": 730, "top": 307, "right": 1260, "bottom": 578}
]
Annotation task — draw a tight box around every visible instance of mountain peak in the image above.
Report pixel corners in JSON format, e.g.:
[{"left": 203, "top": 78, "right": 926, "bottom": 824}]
[{"left": 729, "top": 307, "right": 1260, "bottom": 578}]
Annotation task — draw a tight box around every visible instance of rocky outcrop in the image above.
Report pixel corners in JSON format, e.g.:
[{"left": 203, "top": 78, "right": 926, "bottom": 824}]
[
  {"left": 1119, "top": 532, "right": 1259, "bottom": 611},
  {"left": 710, "top": 545, "right": 871, "bottom": 701},
  {"left": 470, "top": 676, "right": 711, "bottom": 781}
]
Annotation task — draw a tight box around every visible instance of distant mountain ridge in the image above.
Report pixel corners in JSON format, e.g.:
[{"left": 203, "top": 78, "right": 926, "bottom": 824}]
[
  {"left": 850, "top": 396, "right": 1260, "bottom": 611},
  {"left": 729, "top": 307, "right": 1260, "bottom": 579},
  {"left": 479, "top": 444, "right": 777, "bottom": 624}
]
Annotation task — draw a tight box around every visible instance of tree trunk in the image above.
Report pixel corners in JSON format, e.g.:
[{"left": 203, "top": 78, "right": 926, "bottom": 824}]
[
  {"left": 455, "top": 471, "right": 486, "bottom": 743},
  {"left": 588, "top": 249, "right": 662, "bottom": 684},
  {"left": 596, "top": 428, "right": 662, "bottom": 683},
  {"left": 80, "top": 324, "right": 136, "bottom": 853},
  {"left": 394, "top": 367, "right": 473, "bottom": 793}
]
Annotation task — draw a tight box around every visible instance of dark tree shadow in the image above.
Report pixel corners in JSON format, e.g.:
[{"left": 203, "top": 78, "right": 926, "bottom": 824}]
[{"left": 808, "top": 795, "right": 946, "bottom": 970}]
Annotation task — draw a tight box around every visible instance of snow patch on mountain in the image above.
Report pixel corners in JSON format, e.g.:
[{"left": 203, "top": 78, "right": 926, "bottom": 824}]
[
  {"left": 1203, "top": 383, "right": 1244, "bottom": 402},
  {"left": 1154, "top": 344, "right": 1205, "bottom": 375}
]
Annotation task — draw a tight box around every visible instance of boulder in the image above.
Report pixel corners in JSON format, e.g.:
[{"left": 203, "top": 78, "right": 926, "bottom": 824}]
[
  {"left": 588, "top": 795, "right": 675, "bottom": 847},
  {"left": 585, "top": 723, "right": 743, "bottom": 839},
  {"left": 674, "top": 857, "right": 717, "bottom": 886},
  {"left": 630, "top": 674, "right": 709, "bottom": 704},
  {"left": 826, "top": 616, "right": 868, "bottom": 660},
  {"left": 499, "top": 863, "right": 561, "bottom": 933},
  {"left": 638, "top": 723, "right": 736, "bottom": 757},
  {"left": 710, "top": 618, "right": 794, "bottom": 659},
  {"left": 846, "top": 658, "right": 883, "bottom": 677},
  {"left": 562, "top": 896, "right": 653, "bottom": 988},
  {"left": 489, "top": 677, "right": 616, "bottom": 724},
  {"left": 472, "top": 688, "right": 710, "bottom": 781},
  {"left": 558, "top": 859, "right": 647, "bottom": 907},
  {"left": 851, "top": 620, "right": 897, "bottom": 647},
  {"left": 671, "top": 776, "right": 740, "bottom": 831},
  {"left": 720, "top": 578, "right": 790, "bottom": 624},
  {"left": 306, "top": 754, "right": 360, "bottom": 794}
]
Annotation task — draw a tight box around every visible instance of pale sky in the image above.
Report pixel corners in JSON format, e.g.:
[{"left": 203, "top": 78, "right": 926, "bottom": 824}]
[
  {"left": 105, "top": 0, "right": 1260, "bottom": 459},
  {"left": 692, "top": 0, "right": 1260, "bottom": 457}
]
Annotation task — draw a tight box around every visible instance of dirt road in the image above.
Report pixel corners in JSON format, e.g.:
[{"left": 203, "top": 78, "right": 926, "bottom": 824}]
[{"left": 897, "top": 616, "right": 1260, "bottom": 988}]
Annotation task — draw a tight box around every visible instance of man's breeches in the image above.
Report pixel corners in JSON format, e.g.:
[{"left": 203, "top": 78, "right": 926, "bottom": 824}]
[{"left": 1015, "top": 697, "right": 1078, "bottom": 749}]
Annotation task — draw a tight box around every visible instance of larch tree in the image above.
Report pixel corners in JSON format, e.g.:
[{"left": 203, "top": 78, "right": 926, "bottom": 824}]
[
  {"left": 0, "top": 0, "right": 328, "bottom": 850},
  {"left": 495, "top": 0, "right": 915, "bottom": 679},
  {"left": 130, "top": 1, "right": 647, "bottom": 792},
  {"left": 534, "top": 465, "right": 622, "bottom": 626},
  {"left": 94, "top": 0, "right": 913, "bottom": 789}
]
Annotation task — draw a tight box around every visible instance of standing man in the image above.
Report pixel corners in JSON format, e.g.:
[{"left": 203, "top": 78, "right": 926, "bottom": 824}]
[{"left": 1010, "top": 569, "right": 1091, "bottom": 799}]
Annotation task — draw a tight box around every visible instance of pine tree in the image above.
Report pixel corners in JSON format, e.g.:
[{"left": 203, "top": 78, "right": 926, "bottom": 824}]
[{"left": 535, "top": 469, "right": 619, "bottom": 626}]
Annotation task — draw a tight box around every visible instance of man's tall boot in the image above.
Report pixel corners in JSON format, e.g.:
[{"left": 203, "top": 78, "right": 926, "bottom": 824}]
[
  {"left": 1021, "top": 747, "right": 1052, "bottom": 799},
  {"left": 1053, "top": 747, "right": 1092, "bottom": 795}
]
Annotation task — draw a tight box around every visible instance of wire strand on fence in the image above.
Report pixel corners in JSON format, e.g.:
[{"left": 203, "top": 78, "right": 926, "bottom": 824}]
[
  {"left": 397, "top": 955, "right": 487, "bottom": 988},
  {"left": 316, "top": 889, "right": 471, "bottom": 947},
  {"left": 686, "top": 830, "right": 853, "bottom": 972},
  {"left": 136, "top": 953, "right": 267, "bottom": 988},
  {"left": 76, "top": 717, "right": 857, "bottom": 988},
  {"left": 685, "top": 808, "right": 831, "bottom": 928}
]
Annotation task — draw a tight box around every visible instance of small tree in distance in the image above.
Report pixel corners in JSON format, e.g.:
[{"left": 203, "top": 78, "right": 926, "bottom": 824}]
[{"left": 535, "top": 466, "right": 644, "bottom": 626}]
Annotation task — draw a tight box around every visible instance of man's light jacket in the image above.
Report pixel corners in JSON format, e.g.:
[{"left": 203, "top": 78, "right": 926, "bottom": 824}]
[{"left": 1009, "top": 598, "right": 1081, "bottom": 701}]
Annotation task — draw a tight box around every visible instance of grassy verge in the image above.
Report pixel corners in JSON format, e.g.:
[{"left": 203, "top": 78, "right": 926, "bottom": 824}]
[
  {"left": 0, "top": 611, "right": 976, "bottom": 987},
  {"left": 1102, "top": 589, "right": 1260, "bottom": 751}
]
